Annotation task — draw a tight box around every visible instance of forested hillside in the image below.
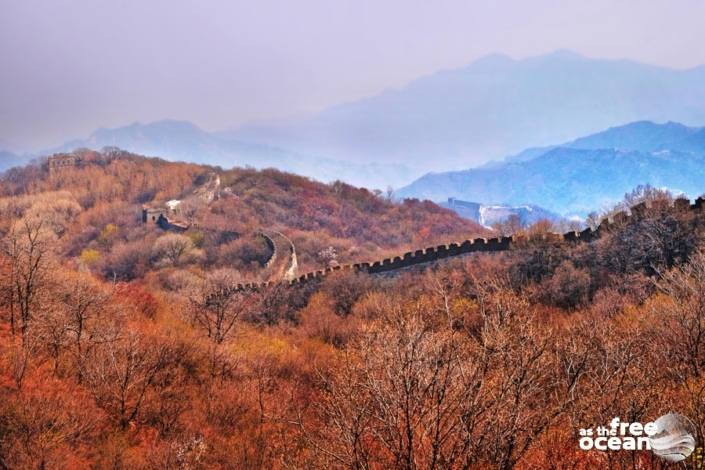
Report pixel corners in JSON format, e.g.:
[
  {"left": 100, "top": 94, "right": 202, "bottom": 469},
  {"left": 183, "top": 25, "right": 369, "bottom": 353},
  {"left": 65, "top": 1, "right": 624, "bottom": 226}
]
[
  {"left": 0, "top": 149, "right": 482, "bottom": 278},
  {"left": 1, "top": 149, "right": 705, "bottom": 468}
]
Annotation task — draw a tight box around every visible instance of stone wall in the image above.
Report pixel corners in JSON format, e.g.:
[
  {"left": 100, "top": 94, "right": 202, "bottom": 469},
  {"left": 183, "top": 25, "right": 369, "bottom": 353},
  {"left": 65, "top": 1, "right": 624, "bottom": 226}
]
[{"left": 218, "top": 196, "right": 705, "bottom": 296}]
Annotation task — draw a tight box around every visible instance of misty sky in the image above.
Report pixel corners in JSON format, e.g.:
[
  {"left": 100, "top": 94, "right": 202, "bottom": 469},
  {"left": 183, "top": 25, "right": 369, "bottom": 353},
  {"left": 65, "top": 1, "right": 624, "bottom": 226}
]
[{"left": 1, "top": 0, "right": 705, "bottom": 152}]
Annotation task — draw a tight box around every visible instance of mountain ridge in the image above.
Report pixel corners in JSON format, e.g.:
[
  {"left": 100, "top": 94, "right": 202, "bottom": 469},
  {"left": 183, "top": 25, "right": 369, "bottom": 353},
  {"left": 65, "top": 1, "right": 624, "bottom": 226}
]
[
  {"left": 228, "top": 51, "right": 705, "bottom": 172},
  {"left": 396, "top": 121, "right": 705, "bottom": 216},
  {"left": 7, "top": 51, "right": 705, "bottom": 191},
  {"left": 37, "top": 120, "right": 416, "bottom": 189}
]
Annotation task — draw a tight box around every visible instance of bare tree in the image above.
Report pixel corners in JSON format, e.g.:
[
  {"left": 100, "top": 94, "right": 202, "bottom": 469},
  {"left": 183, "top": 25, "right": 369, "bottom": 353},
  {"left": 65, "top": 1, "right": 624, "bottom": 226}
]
[
  {"left": 34, "top": 307, "right": 69, "bottom": 377},
  {"left": 492, "top": 214, "right": 523, "bottom": 237},
  {"left": 0, "top": 383, "right": 97, "bottom": 468},
  {"left": 585, "top": 211, "right": 601, "bottom": 230},
  {"left": 305, "top": 279, "right": 581, "bottom": 469},
  {"left": 177, "top": 198, "right": 203, "bottom": 225},
  {"left": 152, "top": 233, "right": 195, "bottom": 266},
  {"left": 82, "top": 332, "right": 183, "bottom": 430},
  {"left": 306, "top": 304, "right": 490, "bottom": 469},
  {"left": 6, "top": 336, "right": 38, "bottom": 390},
  {"left": 188, "top": 269, "right": 251, "bottom": 343},
  {"left": 2, "top": 217, "right": 54, "bottom": 342},
  {"left": 467, "top": 279, "right": 575, "bottom": 470},
  {"left": 57, "top": 271, "right": 110, "bottom": 382},
  {"left": 386, "top": 186, "right": 395, "bottom": 201},
  {"left": 655, "top": 249, "right": 705, "bottom": 378}
]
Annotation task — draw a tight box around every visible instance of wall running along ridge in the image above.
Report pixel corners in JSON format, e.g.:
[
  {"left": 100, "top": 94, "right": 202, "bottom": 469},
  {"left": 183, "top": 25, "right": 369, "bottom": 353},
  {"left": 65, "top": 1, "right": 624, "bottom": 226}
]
[
  {"left": 259, "top": 232, "right": 277, "bottom": 270},
  {"left": 202, "top": 196, "right": 705, "bottom": 299},
  {"left": 258, "top": 231, "right": 298, "bottom": 282}
]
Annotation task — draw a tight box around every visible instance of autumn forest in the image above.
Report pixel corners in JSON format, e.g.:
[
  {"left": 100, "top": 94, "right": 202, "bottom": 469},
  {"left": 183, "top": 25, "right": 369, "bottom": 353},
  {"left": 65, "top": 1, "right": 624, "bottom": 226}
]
[{"left": 1, "top": 149, "right": 704, "bottom": 469}]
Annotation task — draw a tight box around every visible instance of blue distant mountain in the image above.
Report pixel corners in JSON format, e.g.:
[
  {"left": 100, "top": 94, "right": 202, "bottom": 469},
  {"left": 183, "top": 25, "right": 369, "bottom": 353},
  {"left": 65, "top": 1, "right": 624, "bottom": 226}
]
[
  {"left": 22, "top": 51, "right": 705, "bottom": 191},
  {"left": 563, "top": 120, "right": 705, "bottom": 153},
  {"left": 396, "top": 121, "right": 705, "bottom": 216},
  {"left": 229, "top": 51, "right": 705, "bottom": 175}
]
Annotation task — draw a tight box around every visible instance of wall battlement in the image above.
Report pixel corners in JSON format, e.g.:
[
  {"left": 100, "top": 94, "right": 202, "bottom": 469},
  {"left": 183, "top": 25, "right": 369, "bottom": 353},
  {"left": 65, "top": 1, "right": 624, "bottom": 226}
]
[
  {"left": 141, "top": 206, "right": 189, "bottom": 232},
  {"left": 204, "top": 197, "right": 705, "bottom": 302},
  {"left": 47, "top": 154, "right": 82, "bottom": 175}
]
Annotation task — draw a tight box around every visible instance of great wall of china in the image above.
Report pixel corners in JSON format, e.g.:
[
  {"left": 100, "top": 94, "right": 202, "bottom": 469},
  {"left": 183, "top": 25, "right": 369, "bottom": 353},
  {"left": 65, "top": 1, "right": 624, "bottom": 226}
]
[
  {"left": 211, "top": 196, "right": 705, "bottom": 295},
  {"left": 258, "top": 231, "right": 298, "bottom": 282},
  {"left": 45, "top": 153, "right": 705, "bottom": 293}
]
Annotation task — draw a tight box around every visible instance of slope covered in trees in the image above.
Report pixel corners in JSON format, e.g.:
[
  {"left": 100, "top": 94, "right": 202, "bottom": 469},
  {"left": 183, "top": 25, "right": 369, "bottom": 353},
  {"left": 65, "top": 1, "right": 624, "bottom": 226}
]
[
  {"left": 1, "top": 149, "right": 704, "bottom": 468},
  {"left": 0, "top": 149, "right": 484, "bottom": 279}
]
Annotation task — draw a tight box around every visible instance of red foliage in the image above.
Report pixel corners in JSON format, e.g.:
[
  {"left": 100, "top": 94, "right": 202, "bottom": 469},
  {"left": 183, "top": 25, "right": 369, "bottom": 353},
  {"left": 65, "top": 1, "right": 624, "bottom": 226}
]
[{"left": 114, "top": 282, "right": 160, "bottom": 318}]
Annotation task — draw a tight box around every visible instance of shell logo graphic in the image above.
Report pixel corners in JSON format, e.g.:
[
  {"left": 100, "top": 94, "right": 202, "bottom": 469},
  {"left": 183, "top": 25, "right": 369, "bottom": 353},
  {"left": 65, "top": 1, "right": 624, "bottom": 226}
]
[{"left": 648, "top": 413, "right": 697, "bottom": 462}]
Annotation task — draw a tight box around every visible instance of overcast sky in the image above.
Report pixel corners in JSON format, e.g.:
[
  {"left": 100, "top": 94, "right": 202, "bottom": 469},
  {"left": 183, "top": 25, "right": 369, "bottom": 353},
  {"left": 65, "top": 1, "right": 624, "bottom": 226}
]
[{"left": 1, "top": 0, "right": 705, "bottom": 152}]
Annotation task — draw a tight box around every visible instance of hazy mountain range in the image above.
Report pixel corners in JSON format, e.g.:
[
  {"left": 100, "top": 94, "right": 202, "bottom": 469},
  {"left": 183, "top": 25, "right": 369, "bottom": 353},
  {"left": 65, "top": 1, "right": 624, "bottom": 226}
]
[
  {"left": 2, "top": 50, "right": 705, "bottom": 200},
  {"left": 397, "top": 121, "right": 705, "bottom": 216},
  {"left": 35, "top": 120, "right": 415, "bottom": 189},
  {"left": 229, "top": 50, "right": 705, "bottom": 174},
  {"left": 0, "top": 122, "right": 414, "bottom": 189}
]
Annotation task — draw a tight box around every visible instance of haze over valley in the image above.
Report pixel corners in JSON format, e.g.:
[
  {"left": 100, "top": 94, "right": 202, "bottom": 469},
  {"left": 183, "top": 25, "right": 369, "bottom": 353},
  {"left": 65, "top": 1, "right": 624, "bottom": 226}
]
[{"left": 3, "top": 52, "right": 705, "bottom": 207}]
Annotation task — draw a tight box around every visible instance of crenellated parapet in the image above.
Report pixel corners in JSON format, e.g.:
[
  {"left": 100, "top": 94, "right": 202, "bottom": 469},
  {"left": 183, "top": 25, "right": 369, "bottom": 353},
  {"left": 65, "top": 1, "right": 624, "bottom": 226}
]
[{"left": 212, "top": 196, "right": 705, "bottom": 297}]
